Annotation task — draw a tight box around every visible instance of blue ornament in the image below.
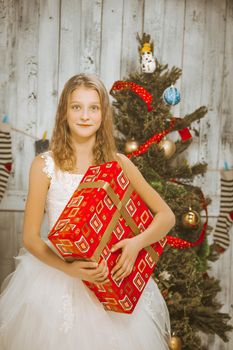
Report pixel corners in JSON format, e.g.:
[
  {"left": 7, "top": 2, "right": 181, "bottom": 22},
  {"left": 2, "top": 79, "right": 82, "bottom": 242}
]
[{"left": 163, "top": 85, "right": 181, "bottom": 105}]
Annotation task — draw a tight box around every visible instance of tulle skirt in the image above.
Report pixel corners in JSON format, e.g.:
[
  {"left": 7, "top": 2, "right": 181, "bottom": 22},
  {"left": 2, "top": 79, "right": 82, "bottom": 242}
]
[{"left": 0, "top": 249, "right": 170, "bottom": 350}]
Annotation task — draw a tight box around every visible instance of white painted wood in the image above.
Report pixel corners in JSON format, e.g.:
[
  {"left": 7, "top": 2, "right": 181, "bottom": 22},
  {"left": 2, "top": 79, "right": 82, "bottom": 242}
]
[
  {"left": 180, "top": 0, "right": 206, "bottom": 167},
  {"left": 100, "top": 0, "right": 124, "bottom": 91},
  {"left": 120, "top": 0, "right": 144, "bottom": 78},
  {"left": 0, "top": 190, "right": 27, "bottom": 211},
  {"left": 13, "top": 0, "right": 40, "bottom": 192},
  {"left": 197, "top": 0, "right": 227, "bottom": 218},
  {"left": 58, "top": 0, "right": 82, "bottom": 90},
  {"left": 37, "top": 0, "right": 60, "bottom": 141},
  {"left": 79, "top": 0, "right": 102, "bottom": 74},
  {"left": 144, "top": 0, "right": 166, "bottom": 63}
]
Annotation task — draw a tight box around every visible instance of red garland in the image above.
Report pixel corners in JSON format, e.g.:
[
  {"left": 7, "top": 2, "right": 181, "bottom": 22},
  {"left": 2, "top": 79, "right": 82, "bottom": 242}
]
[
  {"left": 110, "top": 81, "right": 153, "bottom": 111},
  {"left": 167, "top": 183, "right": 208, "bottom": 249},
  {"left": 126, "top": 119, "right": 176, "bottom": 158}
]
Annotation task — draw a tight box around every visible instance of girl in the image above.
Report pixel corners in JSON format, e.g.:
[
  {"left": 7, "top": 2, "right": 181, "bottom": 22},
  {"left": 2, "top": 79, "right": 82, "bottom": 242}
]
[{"left": 0, "top": 74, "right": 175, "bottom": 350}]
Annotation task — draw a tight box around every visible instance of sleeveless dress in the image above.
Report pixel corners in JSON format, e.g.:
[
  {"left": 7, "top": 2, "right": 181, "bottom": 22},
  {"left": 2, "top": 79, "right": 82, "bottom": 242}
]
[{"left": 0, "top": 151, "right": 170, "bottom": 350}]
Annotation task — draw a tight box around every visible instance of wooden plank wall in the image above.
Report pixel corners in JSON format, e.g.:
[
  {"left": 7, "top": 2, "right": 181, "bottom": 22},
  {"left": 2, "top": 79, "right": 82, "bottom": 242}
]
[{"left": 0, "top": 0, "right": 232, "bottom": 348}]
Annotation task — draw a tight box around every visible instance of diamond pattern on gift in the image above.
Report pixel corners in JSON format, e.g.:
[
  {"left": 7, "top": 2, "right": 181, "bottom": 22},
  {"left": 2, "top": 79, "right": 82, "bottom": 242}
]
[
  {"left": 159, "top": 237, "right": 167, "bottom": 247},
  {"left": 119, "top": 295, "right": 133, "bottom": 311},
  {"left": 102, "top": 246, "right": 111, "bottom": 260},
  {"left": 138, "top": 222, "right": 146, "bottom": 232},
  {"left": 138, "top": 259, "right": 147, "bottom": 273},
  {"left": 106, "top": 163, "right": 113, "bottom": 169},
  {"left": 133, "top": 272, "right": 145, "bottom": 292},
  {"left": 90, "top": 213, "right": 103, "bottom": 233},
  {"left": 68, "top": 195, "right": 84, "bottom": 207},
  {"left": 68, "top": 208, "right": 80, "bottom": 217},
  {"left": 123, "top": 282, "right": 134, "bottom": 296},
  {"left": 141, "top": 210, "right": 150, "bottom": 224},
  {"left": 57, "top": 240, "right": 73, "bottom": 255},
  {"left": 104, "top": 297, "right": 118, "bottom": 306},
  {"left": 117, "top": 171, "right": 129, "bottom": 190},
  {"left": 96, "top": 283, "right": 107, "bottom": 292},
  {"left": 145, "top": 253, "right": 156, "bottom": 268},
  {"left": 74, "top": 236, "right": 90, "bottom": 253},
  {"left": 63, "top": 223, "right": 76, "bottom": 232},
  {"left": 96, "top": 200, "right": 104, "bottom": 214},
  {"left": 126, "top": 198, "right": 137, "bottom": 216},
  {"left": 81, "top": 222, "right": 91, "bottom": 237},
  {"left": 113, "top": 221, "right": 125, "bottom": 240},
  {"left": 55, "top": 219, "right": 70, "bottom": 231},
  {"left": 104, "top": 194, "right": 114, "bottom": 210}
]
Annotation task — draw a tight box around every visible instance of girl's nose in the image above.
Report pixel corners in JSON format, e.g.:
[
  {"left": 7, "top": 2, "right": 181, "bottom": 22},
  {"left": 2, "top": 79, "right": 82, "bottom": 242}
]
[{"left": 80, "top": 110, "right": 89, "bottom": 120}]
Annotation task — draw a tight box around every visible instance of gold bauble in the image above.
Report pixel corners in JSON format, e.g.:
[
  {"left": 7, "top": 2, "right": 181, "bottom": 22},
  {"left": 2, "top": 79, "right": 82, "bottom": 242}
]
[
  {"left": 168, "top": 335, "right": 182, "bottom": 350},
  {"left": 182, "top": 207, "right": 200, "bottom": 228},
  {"left": 125, "top": 139, "right": 139, "bottom": 154},
  {"left": 158, "top": 139, "right": 176, "bottom": 158}
]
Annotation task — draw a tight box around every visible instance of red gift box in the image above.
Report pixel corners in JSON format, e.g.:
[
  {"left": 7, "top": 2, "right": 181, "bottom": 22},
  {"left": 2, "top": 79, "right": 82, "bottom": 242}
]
[{"left": 48, "top": 161, "right": 167, "bottom": 313}]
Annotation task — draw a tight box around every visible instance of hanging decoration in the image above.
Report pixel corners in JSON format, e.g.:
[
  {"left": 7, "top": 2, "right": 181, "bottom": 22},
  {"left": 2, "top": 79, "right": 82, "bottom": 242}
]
[
  {"left": 158, "top": 138, "right": 176, "bottom": 158},
  {"left": 163, "top": 85, "right": 181, "bottom": 106},
  {"left": 110, "top": 81, "right": 153, "bottom": 111},
  {"left": 178, "top": 127, "right": 192, "bottom": 141},
  {"left": 0, "top": 118, "right": 12, "bottom": 202},
  {"left": 182, "top": 207, "right": 200, "bottom": 229},
  {"left": 213, "top": 169, "right": 233, "bottom": 252},
  {"left": 166, "top": 188, "right": 208, "bottom": 249},
  {"left": 124, "top": 138, "right": 139, "bottom": 154},
  {"left": 140, "top": 42, "right": 156, "bottom": 74},
  {"left": 35, "top": 131, "right": 49, "bottom": 155},
  {"left": 168, "top": 334, "right": 182, "bottom": 350}
]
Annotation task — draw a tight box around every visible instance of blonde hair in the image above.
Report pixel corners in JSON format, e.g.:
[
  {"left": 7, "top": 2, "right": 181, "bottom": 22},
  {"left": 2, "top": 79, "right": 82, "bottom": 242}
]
[{"left": 50, "top": 74, "right": 118, "bottom": 172}]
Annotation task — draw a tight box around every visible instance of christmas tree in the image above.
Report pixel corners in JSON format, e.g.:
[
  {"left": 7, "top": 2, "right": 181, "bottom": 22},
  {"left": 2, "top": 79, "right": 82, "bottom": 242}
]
[{"left": 110, "top": 33, "right": 232, "bottom": 350}]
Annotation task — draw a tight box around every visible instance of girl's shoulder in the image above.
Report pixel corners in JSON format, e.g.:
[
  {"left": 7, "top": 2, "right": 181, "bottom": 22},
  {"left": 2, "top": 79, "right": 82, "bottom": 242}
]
[
  {"left": 35, "top": 150, "right": 55, "bottom": 180},
  {"left": 115, "top": 152, "right": 141, "bottom": 183},
  {"left": 115, "top": 152, "right": 136, "bottom": 171}
]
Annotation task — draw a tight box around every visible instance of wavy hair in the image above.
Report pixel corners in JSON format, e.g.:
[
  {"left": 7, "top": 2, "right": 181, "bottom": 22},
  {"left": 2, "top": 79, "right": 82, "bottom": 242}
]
[{"left": 50, "top": 74, "right": 118, "bottom": 172}]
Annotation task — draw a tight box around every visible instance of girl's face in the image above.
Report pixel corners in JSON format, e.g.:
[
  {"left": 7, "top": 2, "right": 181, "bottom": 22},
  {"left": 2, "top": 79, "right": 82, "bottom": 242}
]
[{"left": 67, "top": 86, "right": 102, "bottom": 141}]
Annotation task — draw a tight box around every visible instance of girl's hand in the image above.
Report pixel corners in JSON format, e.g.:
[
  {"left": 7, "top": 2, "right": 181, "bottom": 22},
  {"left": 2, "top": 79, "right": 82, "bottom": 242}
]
[
  {"left": 65, "top": 259, "right": 110, "bottom": 285},
  {"left": 111, "top": 238, "right": 141, "bottom": 282}
]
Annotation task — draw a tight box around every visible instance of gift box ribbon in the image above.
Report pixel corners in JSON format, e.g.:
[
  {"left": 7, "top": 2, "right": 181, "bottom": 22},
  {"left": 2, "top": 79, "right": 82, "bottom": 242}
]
[{"left": 76, "top": 180, "right": 160, "bottom": 263}]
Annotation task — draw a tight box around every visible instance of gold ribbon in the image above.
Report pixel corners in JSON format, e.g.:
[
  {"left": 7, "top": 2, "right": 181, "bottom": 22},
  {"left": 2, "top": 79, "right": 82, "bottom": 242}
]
[{"left": 78, "top": 181, "right": 159, "bottom": 263}]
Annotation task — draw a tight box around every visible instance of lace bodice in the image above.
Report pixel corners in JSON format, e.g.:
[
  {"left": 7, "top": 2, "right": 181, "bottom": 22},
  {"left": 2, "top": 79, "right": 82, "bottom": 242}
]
[{"left": 41, "top": 151, "right": 84, "bottom": 231}]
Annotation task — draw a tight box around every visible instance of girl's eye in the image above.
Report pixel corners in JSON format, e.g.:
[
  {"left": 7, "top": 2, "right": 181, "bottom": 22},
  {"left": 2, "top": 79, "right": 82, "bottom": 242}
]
[
  {"left": 72, "top": 105, "right": 81, "bottom": 110},
  {"left": 91, "top": 105, "right": 100, "bottom": 111}
]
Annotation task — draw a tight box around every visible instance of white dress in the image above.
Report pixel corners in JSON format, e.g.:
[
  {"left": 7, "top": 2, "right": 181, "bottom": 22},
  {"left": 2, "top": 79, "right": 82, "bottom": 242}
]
[{"left": 0, "top": 151, "right": 170, "bottom": 350}]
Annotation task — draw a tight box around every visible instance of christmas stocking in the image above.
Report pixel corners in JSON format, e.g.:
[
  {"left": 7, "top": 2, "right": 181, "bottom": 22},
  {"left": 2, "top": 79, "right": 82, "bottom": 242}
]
[
  {"left": 0, "top": 122, "right": 12, "bottom": 202},
  {"left": 213, "top": 169, "right": 233, "bottom": 251}
]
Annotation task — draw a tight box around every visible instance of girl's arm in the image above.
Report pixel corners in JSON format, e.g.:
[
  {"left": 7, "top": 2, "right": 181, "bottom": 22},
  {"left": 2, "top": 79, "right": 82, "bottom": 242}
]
[
  {"left": 111, "top": 153, "right": 176, "bottom": 281},
  {"left": 23, "top": 155, "right": 69, "bottom": 272},
  {"left": 121, "top": 153, "right": 175, "bottom": 248},
  {"left": 23, "top": 156, "right": 109, "bottom": 284}
]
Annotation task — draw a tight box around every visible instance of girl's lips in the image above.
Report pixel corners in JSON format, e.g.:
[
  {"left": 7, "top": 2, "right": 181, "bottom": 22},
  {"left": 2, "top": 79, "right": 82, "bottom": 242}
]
[{"left": 77, "top": 124, "right": 92, "bottom": 127}]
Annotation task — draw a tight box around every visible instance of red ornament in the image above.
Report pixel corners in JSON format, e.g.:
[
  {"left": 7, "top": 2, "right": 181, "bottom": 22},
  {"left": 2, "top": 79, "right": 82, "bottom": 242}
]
[
  {"left": 178, "top": 127, "right": 192, "bottom": 141},
  {"left": 110, "top": 81, "right": 153, "bottom": 111}
]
